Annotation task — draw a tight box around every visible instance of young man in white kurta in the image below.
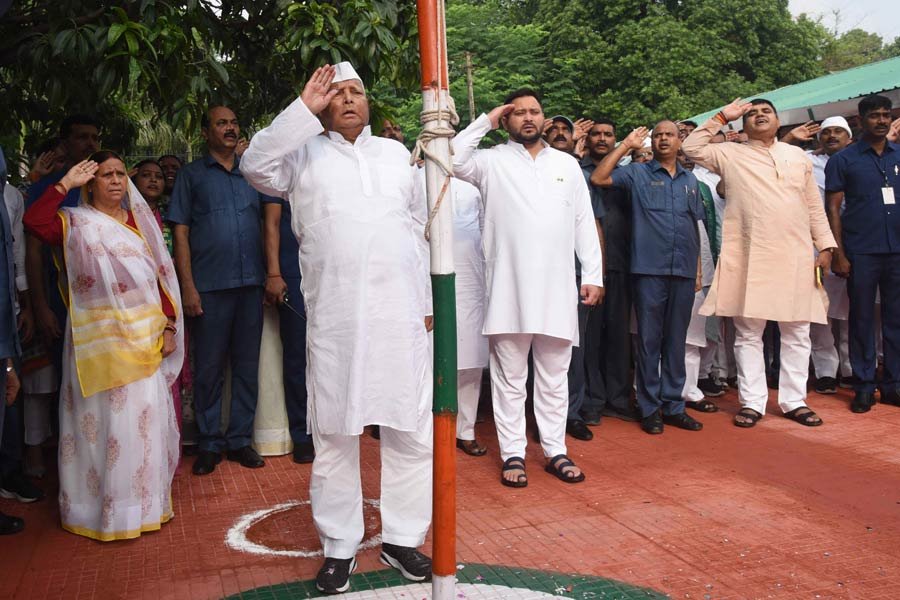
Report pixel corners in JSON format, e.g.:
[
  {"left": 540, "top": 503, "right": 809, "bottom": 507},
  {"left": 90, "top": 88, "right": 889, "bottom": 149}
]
[
  {"left": 239, "top": 64, "right": 433, "bottom": 589},
  {"left": 452, "top": 91, "right": 603, "bottom": 483}
]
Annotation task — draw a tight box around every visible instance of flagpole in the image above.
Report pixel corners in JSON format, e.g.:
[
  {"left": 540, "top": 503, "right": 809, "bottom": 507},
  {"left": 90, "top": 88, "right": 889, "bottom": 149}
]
[{"left": 416, "top": 1, "right": 457, "bottom": 599}]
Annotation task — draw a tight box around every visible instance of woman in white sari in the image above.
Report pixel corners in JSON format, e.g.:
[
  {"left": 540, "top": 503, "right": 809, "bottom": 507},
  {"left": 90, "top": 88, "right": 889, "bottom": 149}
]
[{"left": 24, "top": 151, "right": 183, "bottom": 541}]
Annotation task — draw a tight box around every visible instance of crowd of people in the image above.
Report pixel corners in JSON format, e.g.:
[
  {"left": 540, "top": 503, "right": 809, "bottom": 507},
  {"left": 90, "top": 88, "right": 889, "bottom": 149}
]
[{"left": 1, "top": 59, "right": 899, "bottom": 595}]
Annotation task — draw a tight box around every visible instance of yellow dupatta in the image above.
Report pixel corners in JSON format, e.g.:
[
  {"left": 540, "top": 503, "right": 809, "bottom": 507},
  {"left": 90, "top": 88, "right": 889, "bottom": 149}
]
[{"left": 61, "top": 180, "right": 184, "bottom": 397}]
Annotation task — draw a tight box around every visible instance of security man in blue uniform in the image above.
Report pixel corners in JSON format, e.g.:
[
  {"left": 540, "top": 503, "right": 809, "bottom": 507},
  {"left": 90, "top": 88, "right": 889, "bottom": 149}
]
[
  {"left": 262, "top": 197, "right": 315, "bottom": 464},
  {"left": 826, "top": 94, "right": 900, "bottom": 413},
  {"left": 578, "top": 119, "right": 638, "bottom": 425},
  {"left": 592, "top": 120, "right": 705, "bottom": 434},
  {"left": 169, "top": 106, "right": 275, "bottom": 475}
]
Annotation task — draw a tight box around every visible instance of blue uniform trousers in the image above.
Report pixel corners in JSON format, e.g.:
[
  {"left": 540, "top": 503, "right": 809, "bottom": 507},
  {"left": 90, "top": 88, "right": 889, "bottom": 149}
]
[
  {"left": 847, "top": 253, "right": 900, "bottom": 393},
  {"left": 566, "top": 297, "right": 591, "bottom": 420},
  {"left": 192, "top": 286, "right": 263, "bottom": 452},
  {"left": 279, "top": 276, "right": 310, "bottom": 444},
  {"left": 632, "top": 275, "right": 695, "bottom": 418},
  {"left": 584, "top": 270, "right": 633, "bottom": 415}
]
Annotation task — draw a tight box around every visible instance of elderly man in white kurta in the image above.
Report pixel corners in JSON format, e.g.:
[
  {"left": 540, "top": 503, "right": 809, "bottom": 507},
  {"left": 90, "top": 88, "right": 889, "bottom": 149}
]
[
  {"left": 452, "top": 89, "right": 603, "bottom": 487},
  {"left": 240, "top": 64, "right": 433, "bottom": 595},
  {"left": 683, "top": 98, "right": 838, "bottom": 429}
]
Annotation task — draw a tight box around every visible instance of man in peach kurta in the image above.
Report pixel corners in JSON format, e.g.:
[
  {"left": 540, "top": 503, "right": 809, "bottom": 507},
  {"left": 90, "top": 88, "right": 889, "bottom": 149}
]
[{"left": 682, "top": 98, "right": 837, "bottom": 428}]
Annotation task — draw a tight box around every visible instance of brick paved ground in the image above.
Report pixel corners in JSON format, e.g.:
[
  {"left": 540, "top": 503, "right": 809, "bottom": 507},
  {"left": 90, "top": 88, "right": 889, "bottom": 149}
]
[{"left": 2, "top": 385, "right": 899, "bottom": 600}]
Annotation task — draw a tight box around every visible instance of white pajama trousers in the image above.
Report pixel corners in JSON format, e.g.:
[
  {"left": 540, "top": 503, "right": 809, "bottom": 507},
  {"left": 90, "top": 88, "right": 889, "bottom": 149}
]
[
  {"left": 682, "top": 344, "right": 704, "bottom": 403},
  {"left": 456, "top": 368, "right": 482, "bottom": 441},
  {"left": 699, "top": 342, "right": 717, "bottom": 380},
  {"left": 733, "top": 317, "right": 811, "bottom": 415},
  {"left": 309, "top": 407, "right": 433, "bottom": 559},
  {"left": 810, "top": 318, "right": 851, "bottom": 378},
  {"left": 24, "top": 394, "right": 53, "bottom": 446},
  {"left": 713, "top": 318, "right": 737, "bottom": 380},
  {"left": 489, "top": 333, "right": 571, "bottom": 462}
]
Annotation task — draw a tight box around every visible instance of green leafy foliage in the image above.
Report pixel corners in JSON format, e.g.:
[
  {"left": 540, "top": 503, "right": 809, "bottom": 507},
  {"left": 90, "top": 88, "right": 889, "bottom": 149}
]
[
  {"left": 376, "top": 0, "right": 895, "bottom": 143},
  {"left": 0, "top": 0, "right": 418, "bottom": 173}
]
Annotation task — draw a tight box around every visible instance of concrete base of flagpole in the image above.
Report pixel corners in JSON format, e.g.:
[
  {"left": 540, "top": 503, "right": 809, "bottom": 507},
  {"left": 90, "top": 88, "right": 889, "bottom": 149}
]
[{"left": 432, "top": 574, "right": 456, "bottom": 600}]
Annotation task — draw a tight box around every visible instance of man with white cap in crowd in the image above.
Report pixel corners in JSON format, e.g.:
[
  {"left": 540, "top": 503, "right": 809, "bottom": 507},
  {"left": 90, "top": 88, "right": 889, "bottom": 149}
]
[
  {"left": 452, "top": 88, "right": 603, "bottom": 488},
  {"left": 784, "top": 116, "right": 855, "bottom": 393},
  {"left": 683, "top": 98, "right": 837, "bottom": 429},
  {"left": 631, "top": 136, "right": 653, "bottom": 163},
  {"left": 240, "top": 62, "right": 433, "bottom": 595}
]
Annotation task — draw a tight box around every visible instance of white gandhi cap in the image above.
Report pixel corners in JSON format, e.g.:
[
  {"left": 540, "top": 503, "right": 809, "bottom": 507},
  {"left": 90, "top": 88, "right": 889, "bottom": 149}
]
[
  {"left": 819, "top": 116, "right": 852, "bottom": 138},
  {"left": 332, "top": 62, "right": 364, "bottom": 90}
]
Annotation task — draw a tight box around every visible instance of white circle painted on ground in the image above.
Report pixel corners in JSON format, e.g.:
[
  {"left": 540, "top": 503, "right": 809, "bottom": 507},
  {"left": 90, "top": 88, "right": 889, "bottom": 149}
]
[
  {"left": 225, "top": 499, "right": 382, "bottom": 558},
  {"left": 337, "top": 583, "right": 567, "bottom": 599}
]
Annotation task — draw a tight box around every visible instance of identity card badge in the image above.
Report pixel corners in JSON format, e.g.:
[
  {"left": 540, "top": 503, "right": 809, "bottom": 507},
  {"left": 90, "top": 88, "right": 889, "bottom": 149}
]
[{"left": 883, "top": 186, "right": 896, "bottom": 205}]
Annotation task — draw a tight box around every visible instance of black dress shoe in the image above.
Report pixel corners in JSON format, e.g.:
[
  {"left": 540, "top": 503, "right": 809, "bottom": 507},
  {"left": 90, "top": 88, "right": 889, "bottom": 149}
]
[
  {"left": 292, "top": 441, "right": 316, "bottom": 464},
  {"left": 662, "top": 412, "right": 703, "bottom": 431},
  {"left": 0, "top": 511, "right": 24, "bottom": 535},
  {"left": 192, "top": 450, "right": 222, "bottom": 475},
  {"left": 880, "top": 389, "right": 900, "bottom": 407},
  {"left": 226, "top": 446, "right": 265, "bottom": 468},
  {"left": 641, "top": 411, "right": 664, "bottom": 434},
  {"left": 580, "top": 409, "right": 602, "bottom": 425},
  {"left": 603, "top": 405, "right": 640, "bottom": 422},
  {"left": 852, "top": 391, "right": 875, "bottom": 413},
  {"left": 566, "top": 419, "right": 593, "bottom": 441}
]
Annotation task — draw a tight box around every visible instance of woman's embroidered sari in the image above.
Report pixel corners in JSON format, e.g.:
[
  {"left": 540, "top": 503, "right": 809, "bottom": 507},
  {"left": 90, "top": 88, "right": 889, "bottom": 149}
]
[{"left": 57, "top": 180, "right": 184, "bottom": 541}]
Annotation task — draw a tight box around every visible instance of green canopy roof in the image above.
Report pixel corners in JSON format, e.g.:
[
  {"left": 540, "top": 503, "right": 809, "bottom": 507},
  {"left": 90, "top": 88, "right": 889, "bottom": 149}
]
[{"left": 688, "top": 56, "right": 900, "bottom": 126}]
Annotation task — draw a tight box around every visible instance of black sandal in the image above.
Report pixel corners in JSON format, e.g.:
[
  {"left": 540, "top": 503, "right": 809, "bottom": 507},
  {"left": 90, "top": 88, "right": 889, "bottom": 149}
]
[
  {"left": 456, "top": 438, "right": 487, "bottom": 456},
  {"left": 783, "top": 406, "right": 823, "bottom": 427},
  {"left": 500, "top": 457, "right": 527, "bottom": 488},
  {"left": 734, "top": 407, "right": 763, "bottom": 428},
  {"left": 544, "top": 454, "right": 585, "bottom": 484},
  {"left": 686, "top": 399, "right": 719, "bottom": 413}
]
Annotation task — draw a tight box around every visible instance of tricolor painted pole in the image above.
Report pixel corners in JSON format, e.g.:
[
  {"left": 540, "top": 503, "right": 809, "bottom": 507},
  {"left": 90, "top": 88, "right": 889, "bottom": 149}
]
[{"left": 416, "top": 1, "right": 457, "bottom": 599}]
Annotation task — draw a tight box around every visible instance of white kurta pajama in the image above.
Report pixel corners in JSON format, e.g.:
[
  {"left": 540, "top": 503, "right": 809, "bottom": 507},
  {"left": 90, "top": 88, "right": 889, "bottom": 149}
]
[
  {"left": 452, "top": 114, "right": 603, "bottom": 462},
  {"left": 683, "top": 226, "right": 715, "bottom": 403},
  {"left": 807, "top": 151, "right": 852, "bottom": 379},
  {"left": 240, "top": 97, "right": 433, "bottom": 558},
  {"left": 449, "top": 178, "right": 488, "bottom": 441},
  {"left": 683, "top": 118, "right": 837, "bottom": 415}
]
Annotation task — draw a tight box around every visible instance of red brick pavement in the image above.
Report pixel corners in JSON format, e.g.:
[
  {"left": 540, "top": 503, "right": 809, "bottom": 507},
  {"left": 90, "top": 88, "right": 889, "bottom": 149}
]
[{"left": 2, "top": 386, "right": 900, "bottom": 599}]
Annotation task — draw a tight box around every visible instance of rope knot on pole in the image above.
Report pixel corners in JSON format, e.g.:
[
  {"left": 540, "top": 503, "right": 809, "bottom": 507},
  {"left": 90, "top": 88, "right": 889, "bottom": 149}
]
[{"left": 412, "top": 94, "right": 459, "bottom": 241}]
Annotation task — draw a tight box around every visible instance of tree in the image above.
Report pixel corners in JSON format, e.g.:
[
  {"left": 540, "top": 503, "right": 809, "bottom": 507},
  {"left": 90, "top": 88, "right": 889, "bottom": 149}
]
[
  {"left": 375, "top": 0, "right": 835, "bottom": 145},
  {"left": 821, "top": 28, "right": 895, "bottom": 72},
  {"left": 0, "top": 1, "right": 418, "bottom": 176}
]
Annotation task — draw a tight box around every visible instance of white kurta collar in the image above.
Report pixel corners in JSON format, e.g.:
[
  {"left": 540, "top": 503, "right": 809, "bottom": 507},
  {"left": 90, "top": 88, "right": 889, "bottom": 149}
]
[
  {"left": 506, "top": 137, "right": 550, "bottom": 159},
  {"left": 326, "top": 125, "right": 373, "bottom": 146}
]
